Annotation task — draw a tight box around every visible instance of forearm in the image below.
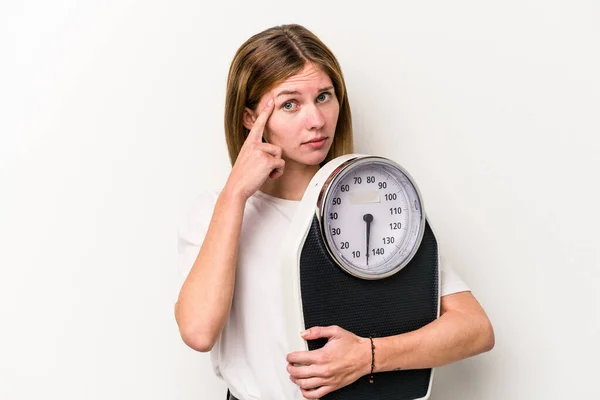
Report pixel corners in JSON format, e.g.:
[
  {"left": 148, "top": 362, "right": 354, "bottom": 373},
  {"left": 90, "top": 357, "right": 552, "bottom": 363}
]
[
  {"left": 175, "top": 189, "right": 246, "bottom": 352},
  {"left": 375, "top": 293, "right": 495, "bottom": 372}
]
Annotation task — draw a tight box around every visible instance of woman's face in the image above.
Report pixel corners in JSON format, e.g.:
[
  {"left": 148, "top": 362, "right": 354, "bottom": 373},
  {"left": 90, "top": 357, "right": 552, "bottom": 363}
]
[{"left": 245, "top": 62, "right": 340, "bottom": 168}]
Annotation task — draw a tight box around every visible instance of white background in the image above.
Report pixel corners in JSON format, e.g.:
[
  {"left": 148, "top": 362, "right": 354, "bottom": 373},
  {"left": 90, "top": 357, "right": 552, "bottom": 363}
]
[{"left": 1, "top": 1, "right": 599, "bottom": 399}]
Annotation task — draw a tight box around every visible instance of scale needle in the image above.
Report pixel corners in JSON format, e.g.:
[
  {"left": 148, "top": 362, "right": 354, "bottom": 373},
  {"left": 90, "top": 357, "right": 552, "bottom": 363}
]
[{"left": 363, "top": 213, "right": 373, "bottom": 266}]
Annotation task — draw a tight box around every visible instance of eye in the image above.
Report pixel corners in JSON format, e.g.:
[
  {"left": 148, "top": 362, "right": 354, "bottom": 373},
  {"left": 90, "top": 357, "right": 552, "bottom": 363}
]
[
  {"left": 282, "top": 101, "right": 298, "bottom": 111},
  {"left": 317, "top": 92, "right": 332, "bottom": 102}
]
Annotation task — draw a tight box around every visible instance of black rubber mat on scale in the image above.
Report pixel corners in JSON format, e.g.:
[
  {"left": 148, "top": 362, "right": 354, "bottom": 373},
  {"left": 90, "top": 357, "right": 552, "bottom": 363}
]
[{"left": 299, "top": 217, "right": 438, "bottom": 400}]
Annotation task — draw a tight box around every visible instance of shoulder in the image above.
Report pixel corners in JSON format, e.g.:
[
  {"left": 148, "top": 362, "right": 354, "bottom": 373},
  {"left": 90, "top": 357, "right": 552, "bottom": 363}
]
[
  {"left": 439, "top": 253, "right": 471, "bottom": 296},
  {"left": 178, "top": 189, "right": 220, "bottom": 243},
  {"left": 427, "top": 219, "right": 471, "bottom": 296},
  {"left": 187, "top": 189, "right": 220, "bottom": 218}
]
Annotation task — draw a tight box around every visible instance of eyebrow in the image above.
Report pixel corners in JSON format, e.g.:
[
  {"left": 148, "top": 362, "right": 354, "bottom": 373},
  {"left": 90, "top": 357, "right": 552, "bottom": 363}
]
[{"left": 275, "top": 86, "right": 334, "bottom": 98}]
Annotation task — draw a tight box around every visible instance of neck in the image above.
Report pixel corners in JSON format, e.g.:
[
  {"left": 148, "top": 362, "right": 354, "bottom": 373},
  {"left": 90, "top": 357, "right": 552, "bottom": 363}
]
[{"left": 259, "top": 160, "right": 320, "bottom": 201}]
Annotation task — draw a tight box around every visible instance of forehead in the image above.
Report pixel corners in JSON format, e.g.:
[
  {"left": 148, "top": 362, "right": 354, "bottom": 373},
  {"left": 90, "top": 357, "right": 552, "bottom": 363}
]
[{"left": 272, "top": 63, "right": 333, "bottom": 93}]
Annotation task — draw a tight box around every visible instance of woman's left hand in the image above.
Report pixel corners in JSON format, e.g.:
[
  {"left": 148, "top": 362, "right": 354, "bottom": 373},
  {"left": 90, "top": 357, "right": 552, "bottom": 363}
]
[{"left": 286, "top": 325, "right": 371, "bottom": 399}]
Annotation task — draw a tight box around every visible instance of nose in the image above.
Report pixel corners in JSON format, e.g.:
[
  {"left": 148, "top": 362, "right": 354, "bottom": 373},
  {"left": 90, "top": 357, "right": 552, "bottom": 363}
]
[{"left": 304, "top": 104, "right": 325, "bottom": 131}]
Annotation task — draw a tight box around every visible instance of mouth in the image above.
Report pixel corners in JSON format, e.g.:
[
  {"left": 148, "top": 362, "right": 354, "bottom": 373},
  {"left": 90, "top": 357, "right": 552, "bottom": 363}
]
[
  {"left": 302, "top": 136, "right": 329, "bottom": 150},
  {"left": 303, "top": 136, "right": 328, "bottom": 144}
]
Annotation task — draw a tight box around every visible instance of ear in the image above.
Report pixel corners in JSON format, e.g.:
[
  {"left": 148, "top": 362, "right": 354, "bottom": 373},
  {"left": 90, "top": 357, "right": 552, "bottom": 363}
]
[{"left": 242, "top": 107, "right": 257, "bottom": 131}]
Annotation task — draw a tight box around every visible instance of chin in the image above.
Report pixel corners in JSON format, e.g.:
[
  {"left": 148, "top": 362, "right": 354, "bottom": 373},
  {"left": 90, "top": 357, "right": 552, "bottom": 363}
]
[
  {"left": 308, "top": 153, "right": 330, "bottom": 166},
  {"left": 290, "top": 150, "right": 330, "bottom": 167}
]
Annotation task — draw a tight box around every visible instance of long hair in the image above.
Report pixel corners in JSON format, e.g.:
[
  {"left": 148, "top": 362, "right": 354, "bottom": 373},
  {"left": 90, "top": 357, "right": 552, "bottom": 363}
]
[{"left": 224, "top": 24, "right": 353, "bottom": 166}]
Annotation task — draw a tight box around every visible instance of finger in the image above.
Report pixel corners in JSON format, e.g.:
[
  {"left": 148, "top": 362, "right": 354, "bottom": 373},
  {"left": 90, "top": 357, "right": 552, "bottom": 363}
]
[
  {"left": 290, "top": 376, "right": 329, "bottom": 391},
  {"left": 301, "top": 325, "right": 341, "bottom": 341},
  {"left": 269, "top": 169, "right": 283, "bottom": 180},
  {"left": 287, "top": 349, "right": 323, "bottom": 365},
  {"left": 247, "top": 98, "right": 274, "bottom": 142},
  {"left": 300, "top": 385, "right": 334, "bottom": 399},
  {"left": 287, "top": 363, "right": 325, "bottom": 379},
  {"left": 269, "top": 158, "right": 285, "bottom": 180},
  {"left": 254, "top": 142, "right": 282, "bottom": 159}
]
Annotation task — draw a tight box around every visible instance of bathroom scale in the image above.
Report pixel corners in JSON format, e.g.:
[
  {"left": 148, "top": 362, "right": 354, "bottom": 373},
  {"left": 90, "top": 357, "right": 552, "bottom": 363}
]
[{"left": 282, "top": 154, "right": 440, "bottom": 400}]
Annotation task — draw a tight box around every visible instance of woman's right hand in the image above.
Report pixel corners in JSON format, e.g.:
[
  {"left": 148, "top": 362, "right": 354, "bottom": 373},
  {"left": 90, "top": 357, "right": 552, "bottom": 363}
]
[{"left": 224, "top": 99, "right": 285, "bottom": 201}]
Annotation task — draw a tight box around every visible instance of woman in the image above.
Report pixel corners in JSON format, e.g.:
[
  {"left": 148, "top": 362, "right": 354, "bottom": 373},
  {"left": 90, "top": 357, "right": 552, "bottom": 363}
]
[{"left": 175, "top": 24, "right": 494, "bottom": 400}]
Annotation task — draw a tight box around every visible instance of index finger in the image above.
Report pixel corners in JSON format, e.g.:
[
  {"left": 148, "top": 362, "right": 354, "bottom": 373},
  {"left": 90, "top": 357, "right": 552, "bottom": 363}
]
[{"left": 247, "top": 98, "right": 274, "bottom": 142}]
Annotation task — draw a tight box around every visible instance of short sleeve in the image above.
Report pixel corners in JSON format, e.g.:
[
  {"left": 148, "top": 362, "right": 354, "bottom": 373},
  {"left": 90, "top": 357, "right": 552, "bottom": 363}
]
[
  {"left": 439, "top": 254, "right": 471, "bottom": 296},
  {"left": 175, "top": 190, "right": 219, "bottom": 304}
]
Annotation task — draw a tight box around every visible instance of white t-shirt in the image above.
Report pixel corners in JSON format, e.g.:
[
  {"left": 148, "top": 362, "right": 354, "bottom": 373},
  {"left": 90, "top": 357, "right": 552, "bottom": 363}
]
[{"left": 176, "top": 189, "right": 470, "bottom": 400}]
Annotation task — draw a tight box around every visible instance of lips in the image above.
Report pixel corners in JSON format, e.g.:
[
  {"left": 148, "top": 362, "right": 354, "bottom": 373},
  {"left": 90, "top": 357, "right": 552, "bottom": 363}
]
[
  {"left": 303, "top": 136, "right": 328, "bottom": 149},
  {"left": 304, "top": 136, "right": 327, "bottom": 144}
]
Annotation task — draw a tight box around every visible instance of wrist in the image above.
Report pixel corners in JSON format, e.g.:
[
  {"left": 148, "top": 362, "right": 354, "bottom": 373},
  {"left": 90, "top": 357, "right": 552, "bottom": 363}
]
[
  {"left": 220, "top": 185, "right": 249, "bottom": 205},
  {"left": 368, "top": 337, "right": 376, "bottom": 382},
  {"left": 359, "top": 336, "right": 374, "bottom": 377}
]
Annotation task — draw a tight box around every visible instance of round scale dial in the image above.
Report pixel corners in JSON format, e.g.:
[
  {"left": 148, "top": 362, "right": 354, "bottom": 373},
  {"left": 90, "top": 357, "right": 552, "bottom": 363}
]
[{"left": 318, "top": 157, "right": 425, "bottom": 279}]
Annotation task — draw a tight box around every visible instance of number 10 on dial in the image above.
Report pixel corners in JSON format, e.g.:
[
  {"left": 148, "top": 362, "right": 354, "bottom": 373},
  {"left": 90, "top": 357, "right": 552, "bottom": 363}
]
[{"left": 318, "top": 157, "right": 426, "bottom": 280}]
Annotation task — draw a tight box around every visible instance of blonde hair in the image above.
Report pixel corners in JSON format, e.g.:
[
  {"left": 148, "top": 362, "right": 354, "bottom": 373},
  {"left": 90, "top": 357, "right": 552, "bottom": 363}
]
[{"left": 224, "top": 24, "right": 354, "bottom": 166}]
